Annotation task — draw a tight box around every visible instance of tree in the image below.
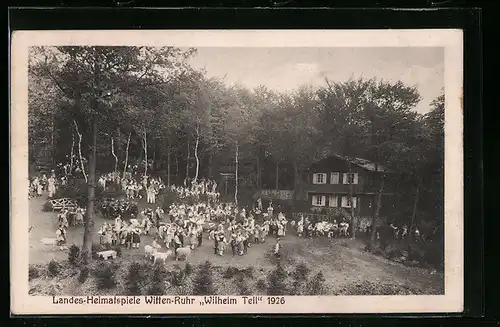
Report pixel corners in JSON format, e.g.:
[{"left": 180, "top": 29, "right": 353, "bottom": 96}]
[
  {"left": 192, "top": 260, "right": 216, "bottom": 295},
  {"left": 291, "top": 262, "right": 310, "bottom": 295},
  {"left": 30, "top": 46, "right": 196, "bottom": 259},
  {"left": 267, "top": 262, "right": 288, "bottom": 295},
  {"left": 316, "top": 78, "right": 422, "bottom": 243},
  {"left": 306, "top": 271, "right": 326, "bottom": 295}
]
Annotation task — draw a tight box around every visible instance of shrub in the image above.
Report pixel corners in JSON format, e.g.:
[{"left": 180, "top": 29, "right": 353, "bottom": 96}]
[
  {"left": 126, "top": 262, "right": 144, "bottom": 295},
  {"left": 184, "top": 262, "right": 193, "bottom": 276},
  {"left": 223, "top": 266, "right": 238, "bottom": 279},
  {"left": 94, "top": 262, "right": 117, "bottom": 290},
  {"left": 267, "top": 262, "right": 288, "bottom": 295},
  {"left": 171, "top": 267, "right": 186, "bottom": 287},
  {"left": 78, "top": 267, "right": 90, "bottom": 283},
  {"left": 53, "top": 179, "right": 89, "bottom": 207},
  {"left": 256, "top": 279, "right": 267, "bottom": 292},
  {"left": 192, "top": 261, "right": 216, "bottom": 295},
  {"left": 335, "top": 280, "right": 419, "bottom": 295},
  {"left": 148, "top": 262, "right": 169, "bottom": 295},
  {"left": 291, "top": 262, "right": 310, "bottom": 295},
  {"left": 47, "top": 259, "right": 62, "bottom": 278},
  {"left": 29, "top": 265, "right": 40, "bottom": 281},
  {"left": 306, "top": 272, "right": 326, "bottom": 295},
  {"left": 236, "top": 274, "right": 251, "bottom": 295},
  {"left": 243, "top": 266, "right": 254, "bottom": 278},
  {"left": 68, "top": 245, "right": 80, "bottom": 266}
]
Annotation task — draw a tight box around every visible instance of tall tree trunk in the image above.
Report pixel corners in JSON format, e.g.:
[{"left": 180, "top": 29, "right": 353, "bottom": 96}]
[
  {"left": 194, "top": 124, "right": 200, "bottom": 183},
  {"left": 143, "top": 129, "right": 148, "bottom": 176},
  {"left": 51, "top": 116, "right": 55, "bottom": 170},
  {"left": 256, "top": 154, "right": 262, "bottom": 191},
  {"left": 208, "top": 152, "right": 213, "bottom": 179},
  {"left": 186, "top": 137, "right": 190, "bottom": 179},
  {"left": 73, "top": 120, "right": 87, "bottom": 183},
  {"left": 123, "top": 131, "right": 131, "bottom": 176},
  {"left": 152, "top": 137, "right": 156, "bottom": 173},
  {"left": 111, "top": 136, "right": 118, "bottom": 173},
  {"left": 235, "top": 141, "right": 239, "bottom": 205},
  {"left": 293, "top": 160, "right": 299, "bottom": 201},
  {"left": 409, "top": 177, "right": 421, "bottom": 243},
  {"left": 167, "top": 139, "right": 171, "bottom": 187},
  {"left": 369, "top": 174, "right": 385, "bottom": 250},
  {"left": 69, "top": 131, "right": 75, "bottom": 175},
  {"left": 275, "top": 160, "right": 279, "bottom": 192},
  {"left": 82, "top": 116, "right": 97, "bottom": 260},
  {"left": 175, "top": 150, "right": 179, "bottom": 183},
  {"left": 348, "top": 160, "right": 356, "bottom": 239}
]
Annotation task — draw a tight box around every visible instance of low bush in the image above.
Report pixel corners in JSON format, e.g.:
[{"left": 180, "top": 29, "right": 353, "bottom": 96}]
[
  {"left": 256, "top": 279, "right": 267, "bottom": 292},
  {"left": 53, "top": 179, "right": 89, "bottom": 207},
  {"left": 305, "top": 271, "right": 326, "bottom": 295},
  {"left": 29, "top": 265, "right": 40, "bottom": 281},
  {"left": 266, "top": 262, "right": 288, "bottom": 295},
  {"left": 126, "top": 262, "right": 145, "bottom": 295},
  {"left": 94, "top": 262, "right": 117, "bottom": 290},
  {"left": 243, "top": 266, "right": 254, "bottom": 278},
  {"left": 222, "top": 266, "right": 238, "bottom": 279},
  {"left": 68, "top": 245, "right": 80, "bottom": 266},
  {"left": 171, "top": 268, "right": 186, "bottom": 287},
  {"left": 148, "top": 262, "right": 169, "bottom": 295},
  {"left": 192, "top": 261, "right": 216, "bottom": 295},
  {"left": 78, "top": 267, "right": 90, "bottom": 283},
  {"left": 335, "top": 280, "right": 418, "bottom": 295},
  {"left": 236, "top": 274, "right": 251, "bottom": 295},
  {"left": 291, "top": 262, "right": 310, "bottom": 295},
  {"left": 184, "top": 262, "right": 194, "bottom": 276},
  {"left": 47, "top": 259, "right": 62, "bottom": 278}
]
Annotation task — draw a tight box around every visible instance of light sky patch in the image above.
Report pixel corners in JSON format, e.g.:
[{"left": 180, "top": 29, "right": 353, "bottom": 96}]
[{"left": 188, "top": 47, "right": 444, "bottom": 114}]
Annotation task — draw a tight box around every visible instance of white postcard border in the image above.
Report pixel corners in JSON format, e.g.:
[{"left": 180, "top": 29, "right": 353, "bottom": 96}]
[{"left": 10, "top": 29, "right": 464, "bottom": 315}]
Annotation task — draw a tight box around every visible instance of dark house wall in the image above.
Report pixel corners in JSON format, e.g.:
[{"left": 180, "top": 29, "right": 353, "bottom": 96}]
[
  {"left": 300, "top": 156, "right": 399, "bottom": 195},
  {"left": 299, "top": 156, "right": 401, "bottom": 217}
]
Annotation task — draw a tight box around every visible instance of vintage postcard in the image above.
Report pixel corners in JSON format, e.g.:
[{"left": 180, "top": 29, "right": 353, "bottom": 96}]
[{"left": 10, "top": 29, "right": 463, "bottom": 315}]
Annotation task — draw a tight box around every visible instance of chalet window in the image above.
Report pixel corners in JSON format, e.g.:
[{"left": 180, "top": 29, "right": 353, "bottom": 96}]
[
  {"left": 312, "top": 195, "right": 326, "bottom": 206},
  {"left": 313, "top": 173, "right": 327, "bottom": 184},
  {"left": 342, "top": 173, "right": 359, "bottom": 185},
  {"left": 341, "top": 196, "right": 357, "bottom": 208},
  {"left": 330, "top": 172, "right": 340, "bottom": 184},
  {"left": 328, "top": 195, "right": 338, "bottom": 207}
]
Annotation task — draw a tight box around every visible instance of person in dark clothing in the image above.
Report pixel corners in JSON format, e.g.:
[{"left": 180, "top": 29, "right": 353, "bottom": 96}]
[
  {"left": 214, "top": 236, "right": 219, "bottom": 255},
  {"left": 242, "top": 237, "right": 249, "bottom": 254},
  {"left": 231, "top": 238, "right": 237, "bottom": 256},
  {"left": 178, "top": 230, "right": 184, "bottom": 247},
  {"left": 197, "top": 230, "right": 203, "bottom": 247}
]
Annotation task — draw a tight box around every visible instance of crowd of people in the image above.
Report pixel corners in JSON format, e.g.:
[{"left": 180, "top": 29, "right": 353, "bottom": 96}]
[
  {"left": 29, "top": 171, "right": 59, "bottom": 199},
  {"left": 33, "top": 165, "right": 356, "bottom": 260},
  {"left": 92, "top": 177, "right": 289, "bottom": 259}
]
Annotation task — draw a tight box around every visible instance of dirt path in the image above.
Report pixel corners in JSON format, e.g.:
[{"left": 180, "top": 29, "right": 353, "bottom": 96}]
[{"left": 29, "top": 193, "right": 443, "bottom": 294}]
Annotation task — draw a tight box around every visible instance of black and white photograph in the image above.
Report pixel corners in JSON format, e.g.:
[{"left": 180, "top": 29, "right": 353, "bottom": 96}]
[{"left": 10, "top": 30, "right": 464, "bottom": 314}]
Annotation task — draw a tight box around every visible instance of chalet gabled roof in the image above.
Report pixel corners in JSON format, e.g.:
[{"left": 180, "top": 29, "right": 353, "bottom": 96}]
[{"left": 311, "top": 153, "right": 395, "bottom": 173}]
